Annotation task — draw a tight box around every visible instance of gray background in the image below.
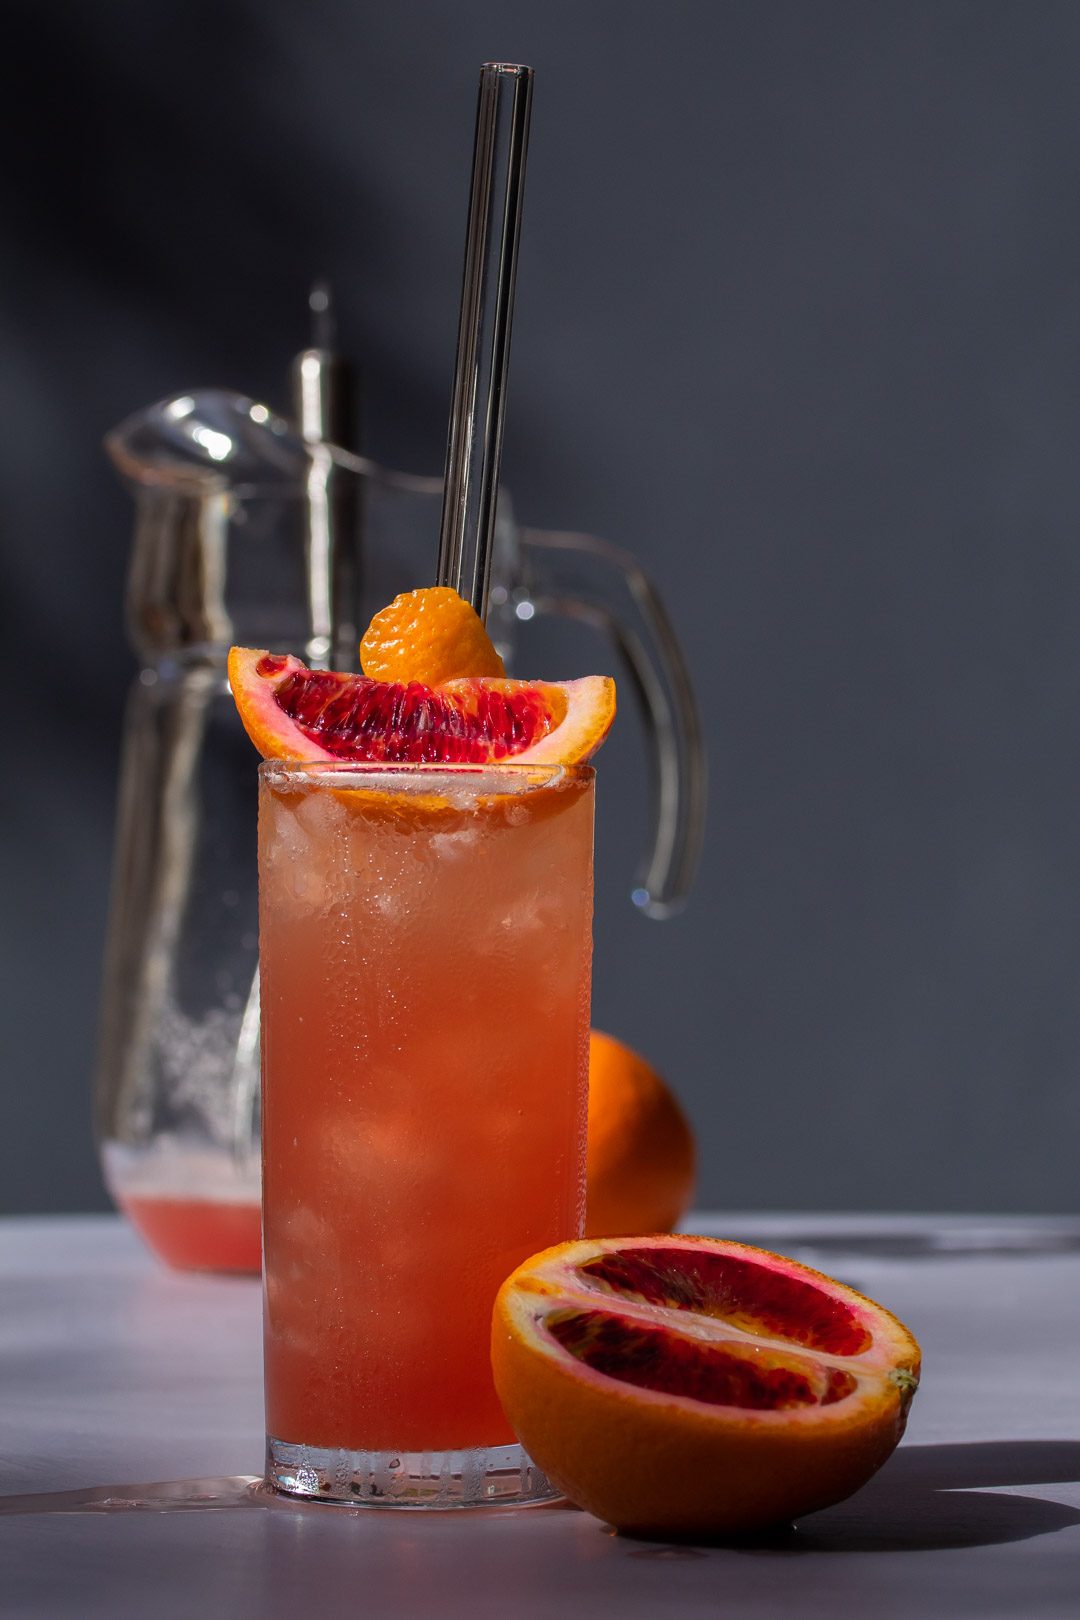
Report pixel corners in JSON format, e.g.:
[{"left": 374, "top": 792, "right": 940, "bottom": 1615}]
[{"left": 4, "top": 0, "right": 1079, "bottom": 1214}]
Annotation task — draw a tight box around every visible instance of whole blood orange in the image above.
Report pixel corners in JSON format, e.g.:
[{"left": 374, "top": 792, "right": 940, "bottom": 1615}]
[
  {"left": 492, "top": 1235, "right": 921, "bottom": 1538},
  {"left": 228, "top": 647, "right": 615, "bottom": 766},
  {"left": 586, "top": 1032, "right": 695, "bottom": 1238},
  {"left": 360, "top": 586, "right": 506, "bottom": 686}
]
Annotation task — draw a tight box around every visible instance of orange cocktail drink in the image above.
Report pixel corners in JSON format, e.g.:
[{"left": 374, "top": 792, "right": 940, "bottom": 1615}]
[{"left": 259, "top": 759, "right": 594, "bottom": 1505}]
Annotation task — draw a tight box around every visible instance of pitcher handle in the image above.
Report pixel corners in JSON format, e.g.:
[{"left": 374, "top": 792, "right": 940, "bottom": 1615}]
[{"left": 513, "top": 527, "right": 706, "bottom": 918}]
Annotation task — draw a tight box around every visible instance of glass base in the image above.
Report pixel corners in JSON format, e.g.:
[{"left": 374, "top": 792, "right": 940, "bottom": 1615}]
[{"left": 266, "top": 1436, "right": 560, "bottom": 1509}]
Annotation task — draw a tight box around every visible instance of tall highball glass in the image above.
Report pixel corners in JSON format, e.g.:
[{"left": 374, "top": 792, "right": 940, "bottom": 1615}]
[{"left": 258, "top": 759, "right": 594, "bottom": 1506}]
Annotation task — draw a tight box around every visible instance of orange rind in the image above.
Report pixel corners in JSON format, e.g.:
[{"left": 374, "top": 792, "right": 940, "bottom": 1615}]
[
  {"left": 586, "top": 1032, "right": 696, "bottom": 1238},
  {"left": 360, "top": 586, "right": 506, "bottom": 686}
]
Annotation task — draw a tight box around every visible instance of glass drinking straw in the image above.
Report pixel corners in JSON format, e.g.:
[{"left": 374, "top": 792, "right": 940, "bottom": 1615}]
[{"left": 437, "top": 63, "right": 533, "bottom": 620}]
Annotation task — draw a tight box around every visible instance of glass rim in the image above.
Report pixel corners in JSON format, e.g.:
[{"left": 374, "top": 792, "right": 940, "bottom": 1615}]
[{"left": 258, "top": 758, "right": 595, "bottom": 786}]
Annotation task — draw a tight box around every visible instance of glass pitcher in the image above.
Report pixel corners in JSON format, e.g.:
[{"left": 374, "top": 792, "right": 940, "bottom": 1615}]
[{"left": 94, "top": 390, "right": 706, "bottom": 1272}]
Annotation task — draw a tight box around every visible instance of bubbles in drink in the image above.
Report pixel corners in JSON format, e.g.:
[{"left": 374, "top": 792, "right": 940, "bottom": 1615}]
[{"left": 258, "top": 766, "right": 594, "bottom": 1449}]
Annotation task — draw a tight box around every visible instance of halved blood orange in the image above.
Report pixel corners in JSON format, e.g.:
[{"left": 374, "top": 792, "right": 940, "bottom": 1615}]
[
  {"left": 228, "top": 647, "right": 615, "bottom": 766},
  {"left": 492, "top": 1235, "right": 921, "bottom": 1538}
]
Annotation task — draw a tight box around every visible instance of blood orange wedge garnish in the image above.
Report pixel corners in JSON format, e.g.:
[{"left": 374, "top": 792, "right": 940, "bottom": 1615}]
[
  {"left": 228, "top": 648, "right": 614, "bottom": 766},
  {"left": 492, "top": 1235, "right": 920, "bottom": 1538}
]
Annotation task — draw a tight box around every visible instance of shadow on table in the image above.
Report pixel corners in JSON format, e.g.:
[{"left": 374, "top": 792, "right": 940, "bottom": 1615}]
[
  {"left": 0, "top": 1477, "right": 264, "bottom": 1516},
  {"left": 624, "top": 1441, "right": 1080, "bottom": 1557},
  {"left": 790, "top": 1440, "right": 1080, "bottom": 1553},
  {"left": 2, "top": 1443, "right": 1078, "bottom": 1558}
]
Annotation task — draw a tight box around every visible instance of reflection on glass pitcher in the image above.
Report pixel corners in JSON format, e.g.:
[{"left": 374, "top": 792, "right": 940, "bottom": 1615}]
[{"left": 95, "top": 389, "right": 705, "bottom": 1272}]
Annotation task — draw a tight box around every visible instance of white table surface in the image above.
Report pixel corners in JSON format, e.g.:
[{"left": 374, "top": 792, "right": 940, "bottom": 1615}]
[{"left": 3, "top": 1213, "right": 1079, "bottom": 1619}]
